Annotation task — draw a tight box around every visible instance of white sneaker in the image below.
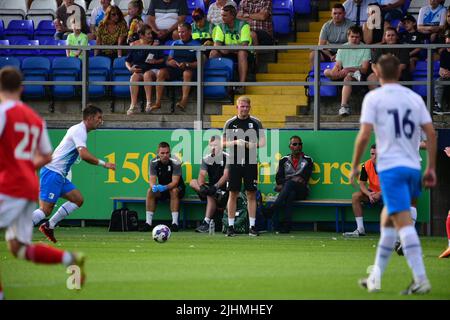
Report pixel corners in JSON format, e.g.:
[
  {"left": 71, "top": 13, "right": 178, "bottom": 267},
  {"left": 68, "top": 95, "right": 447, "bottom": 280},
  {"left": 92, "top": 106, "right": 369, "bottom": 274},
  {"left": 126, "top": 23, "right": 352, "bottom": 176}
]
[
  {"left": 343, "top": 229, "right": 366, "bottom": 238},
  {"left": 359, "top": 277, "right": 380, "bottom": 293},
  {"left": 401, "top": 279, "right": 431, "bottom": 295},
  {"left": 338, "top": 105, "right": 350, "bottom": 116},
  {"left": 126, "top": 105, "right": 139, "bottom": 115}
]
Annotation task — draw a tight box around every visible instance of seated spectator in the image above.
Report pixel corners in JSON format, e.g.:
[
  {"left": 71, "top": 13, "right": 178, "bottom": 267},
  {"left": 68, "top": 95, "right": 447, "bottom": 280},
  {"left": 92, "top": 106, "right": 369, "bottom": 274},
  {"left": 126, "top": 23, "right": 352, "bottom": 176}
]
[
  {"left": 237, "top": 0, "right": 273, "bottom": 45},
  {"left": 210, "top": 5, "right": 252, "bottom": 93},
  {"left": 343, "top": 144, "right": 381, "bottom": 238},
  {"left": 125, "top": 24, "right": 166, "bottom": 115},
  {"left": 140, "top": 141, "right": 185, "bottom": 232},
  {"left": 436, "top": 7, "right": 450, "bottom": 55},
  {"left": 126, "top": 0, "right": 145, "bottom": 44},
  {"left": 95, "top": 5, "right": 128, "bottom": 59},
  {"left": 379, "top": 0, "right": 405, "bottom": 25},
  {"left": 363, "top": 2, "right": 384, "bottom": 44},
  {"left": 309, "top": 3, "right": 354, "bottom": 70},
  {"left": 54, "top": 0, "right": 89, "bottom": 40},
  {"left": 434, "top": 29, "right": 450, "bottom": 113},
  {"left": 146, "top": 0, "right": 187, "bottom": 42},
  {"left": 398, "top": 14, "right": 425, "bottom": 73},
  {"left": 191, "top": 8, "right": 214, "bottom": 45},
  {"left": 66, "top": 21, "right": 89, "bottom": 59},
  {"left": 324, "top": 25, "right": 371, "bottom": 116},
  {"left": 262, "top": 136, "right": 314, "bottom": 234},
  {"left": 89, "top": 0, "right": 112, "bottom": 40},
  {"left": 417, "top": 0, "right": 447, "bottom": 44},
  {"left": 207, "top": 0, "right": 237, "bottom": 25},
  {"left": 367, "top": 27, "right": 410, "bottom": 89},
  {"left": 343, "top": 0, "right": 372, "bottom": 26},
  {"left": 152, "top": 23, "right": 201, "bottom": 111}
]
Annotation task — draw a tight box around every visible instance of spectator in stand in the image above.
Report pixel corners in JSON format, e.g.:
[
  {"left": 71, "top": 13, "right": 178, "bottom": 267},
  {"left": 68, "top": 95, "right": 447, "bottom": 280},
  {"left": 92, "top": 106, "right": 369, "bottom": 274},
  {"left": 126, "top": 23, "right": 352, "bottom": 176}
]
[
  {"left": 152, "top": 23, "right": 200, "bottom": 112},
  {"left": 146, "top": 0, "right": 188, "bottom": 42},
  {"left": 323, "top": 25, "right": 371, "bottom": 116},
  {"left": 343, "top": 0, "right": 372, "bottom": 26},
  {"left": 66, "top": 21, "right": 89, "bottom": 59},
  {"left": 95, "top": 5, "right": 128, "bottom": 59},
  {"left": 125, "top": 24, "right": 166, "bottom": 115},
  {"left": 210, "top": 5, "right": 252, "bottom": 93},
  {"left": 398, "top": 14, "right": 425, "bottom": 73},
  {"left": 54, "top": 0, "right": 89, "bottom": 40},
  {"left": 363, "top": 2, "right": 384, "bottom": 44},
  {"left": 89, "top": 0, "right": 112, "bottom": 40},
  {"left": 436, "top": 7, "right": 450, "bottom": 55},
  {"left": 434, "top": 29, "right": 450, "bottom": 113},
  {"left": 126, "top": 0, "right": 145, "bottom": 44},
  {"left": 367, "top": 27, "right": 410, "bottom": 89},
  {"left": 237, "top": 0, "right": 273, "bottom": 45},
  {"left": 378, "top": 0, "right": 405, "bottom": 25},
  {"left": 191, "top": 8, "right": 214, "bottom": 45},
  {"left": 309, "top": 3, "right": 353, "bottom": 70},
  {"left": 207, "top": 0, "right": 237, "bottom": 25},
  {"left": 417, "top": 0, "right": 447, "bottom": 44}
]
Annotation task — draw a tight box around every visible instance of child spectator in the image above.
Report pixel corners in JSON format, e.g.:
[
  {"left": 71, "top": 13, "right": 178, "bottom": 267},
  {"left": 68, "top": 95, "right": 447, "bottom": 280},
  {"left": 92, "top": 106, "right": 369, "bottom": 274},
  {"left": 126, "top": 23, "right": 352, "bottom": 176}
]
[
  {"left": 126, "top": 0, "right": 145, "bottom": 44},
  {"left": 66, "top": 21, "right": 89, "bottom": 59},
  {"left": 398, "top": 14, "right": 425, "bottom": 73}
]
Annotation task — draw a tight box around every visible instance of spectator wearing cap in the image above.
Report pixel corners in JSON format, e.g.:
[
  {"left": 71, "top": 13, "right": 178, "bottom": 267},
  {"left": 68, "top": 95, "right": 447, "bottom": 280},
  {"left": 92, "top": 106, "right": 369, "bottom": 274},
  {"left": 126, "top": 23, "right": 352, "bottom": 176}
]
[
  {"left": 343, "top": 0, "right": 372, "bottom": 26},
  {"left": 418, "top": 0, "right": 447, "bottom": 43},
  {"left": 237, "top": 0, "right": 273, "bottom": 45},
  {"left": 191, "top": 8, "right": 214, "bottom": 46},
  {"left": 434, "top": 29, "right": 450, "bottom": 113},
  {"left": 398, "top": 14, "right": 425, "bottom": 73},
  {"left": 207, "top": 0, "right": 237, "bottom": 25}
]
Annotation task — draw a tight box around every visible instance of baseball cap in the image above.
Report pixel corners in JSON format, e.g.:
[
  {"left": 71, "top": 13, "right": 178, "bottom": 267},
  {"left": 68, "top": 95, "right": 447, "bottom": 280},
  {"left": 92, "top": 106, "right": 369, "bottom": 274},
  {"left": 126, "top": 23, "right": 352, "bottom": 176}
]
[{"left": 401, "top": 14, "right": 416, "bottom": 23}]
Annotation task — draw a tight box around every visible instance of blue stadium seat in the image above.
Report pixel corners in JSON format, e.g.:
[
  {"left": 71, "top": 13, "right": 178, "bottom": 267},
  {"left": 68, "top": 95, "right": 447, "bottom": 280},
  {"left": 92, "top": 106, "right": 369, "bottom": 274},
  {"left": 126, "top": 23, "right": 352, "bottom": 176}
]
[
  {"left": 34, "top": 20, "right": 56, "bottom": 41},
  {"left": 0, "top": 56, "right": 21, "bottom": 70},
  {"left": 204, "top": 57, "right": 233, "bottom": 99},
  {"left": 112, "top": 56, "right": 131, "bottom": 98},
  {"left": 0, "top": 20, "right": 4, "bottom": 40},
  {"left": 88, "top": 56, "right": 111, "bottom": 97},
  {"left": 272, "top": 0, "right": 294, "bottom": 35},
  {"left": 307, "top": 62, "right": 338, "bottom": 97},
  {"left": 51, "top": 57, "right": 81, "bottom": 98},
  {"left": 39, "top": 39, "right": 67, "bottom": 61},
  {"left": 4, "top": 20, "right": 34, "bottom": 40},
  {"left": 186, "top": 0, "right": 205, "bottom": 23},
  {"left": 293, "top": 0, "right": 311, "bottom": 14},
  {"left": 0, "top": 39, "right": 10, "bottom": 56},
  {"left": 412, "top": 61, "right": 440, "bottom": 97},
  {"left": 88, "top": 39, "right": 96, "bottom": 57},
  {"left": 9, "top": 39, "right": 39, "bottom": 61},
  {"left": 164, "top": 39, "right": 175, "bottom": 56},
  {"left": 21, "top": 57, "right": 51, "bottom": 98}
]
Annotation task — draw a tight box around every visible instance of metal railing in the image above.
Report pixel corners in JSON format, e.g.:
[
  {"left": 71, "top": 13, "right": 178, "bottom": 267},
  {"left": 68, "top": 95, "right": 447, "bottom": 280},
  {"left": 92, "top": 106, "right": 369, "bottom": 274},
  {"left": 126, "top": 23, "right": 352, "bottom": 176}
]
[{"left": 1, "top": 42, "right": 449, "bottom": 130}]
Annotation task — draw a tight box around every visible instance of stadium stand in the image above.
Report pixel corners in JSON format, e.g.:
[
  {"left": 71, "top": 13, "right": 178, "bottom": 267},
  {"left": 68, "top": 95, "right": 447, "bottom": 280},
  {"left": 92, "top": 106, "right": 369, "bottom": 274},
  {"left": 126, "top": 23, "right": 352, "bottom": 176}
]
[
  {"left": 26, "top": 0, "right": 57, "bottom": 27},
  {"left": 272, "top": 0, "right": 295, "bottom": 35},
  {"left": 293, "top": 0, "right": 311, "bottom": 15},
  {"left": 88, "top": 56, "right": 111, "bottom": 98},
  {"left": 186, "top": 0, "right": 206, "bottom": 24},
  {"left": 34, "top": 20, "right": 56, "bottom": 41},
  {"left": 111, "top": 56, "right": 131, "bottom": 99},
  {"left": 4, "top": 20, "right": 34, "bottom": 40},
  {"left": 0, "top": 40, "right": 10, "bottom": 56},
  {"left": 86, "top": 0, "right": 100, "bottom": 16},
  {"left": 117, "top": 0, "right": 131, "bottom": 14},
  {"left": 0, "top": 0, "right": 28, "bottom": 28},
  {"left": 39, "top": 39, "right": 67, "bottom": 61},
  {"left": 74, "top": 0, "right": 87, "bottom": 11},
  {"left": 203, "top": 57, "right": 234, "bottom": 99},
  {"left": 9, "top": 39, "right": 39, "bottom": 61},
  {"left": 21, "top": 56, "right": 51, "bottom": 98},
  {"left": 0, "top": 56, "right": 21, "bottom": 70},
  {"left": 412, "top": 60, "right": 441, "bottom": 97},
  {"left": 306, "top": 62, "right": 338, "bottom": 97},
  {"left": 0, "top": 20, "right": 4, "bottom": 39},
  {"left": 51, "top": 56, "right": 81, "bottom": 99}
]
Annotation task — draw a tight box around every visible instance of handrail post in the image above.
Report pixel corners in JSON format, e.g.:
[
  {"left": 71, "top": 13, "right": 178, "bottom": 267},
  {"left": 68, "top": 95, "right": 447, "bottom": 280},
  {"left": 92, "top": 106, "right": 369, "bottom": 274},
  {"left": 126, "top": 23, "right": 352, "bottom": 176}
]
[
  {"left": 313, "top": 47, "right": 320, "bottom": 131},
  {"left": 426, "top": 47, "right": 433, "bottom": 112},
  {"left": 196, "top": 49, "right": 203, "bottom": 130},
  {"left": 81, "top": 48, "right": 88, "bottom": 111}
]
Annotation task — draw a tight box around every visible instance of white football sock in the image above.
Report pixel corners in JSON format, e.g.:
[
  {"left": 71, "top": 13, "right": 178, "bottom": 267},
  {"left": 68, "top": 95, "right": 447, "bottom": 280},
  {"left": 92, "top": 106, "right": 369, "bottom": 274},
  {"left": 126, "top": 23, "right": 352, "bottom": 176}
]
[
  {"left": 249, "top": 217, "right": 256, "bottom": 227},
  {"left": 32, "top": 209, "right": 46, "bottom": 226},
  {"left": 399, "top": 225, "right": 428, "bottom": 283},
  {"left": 228, "top": 218, "right": 235, "bottom": 226},
  {"left": 371, "top": 227, "right": 396, "bottom": 279},
  {"left": 356, "top": 217, "right": 365, "bottom": 232},
  {"left": 49, "top": 202, "right": 79, "bottom": 229},
  {"left": 410, "top": 207, "right": 417, "bottom": 226},
  {"left": 146, "top": 211, "right": 154, "bottom": 225},
  {"left": 204, "top": 217, "right": 211, "bottom": 224},
  {"left": 171, "top": 212, "right": 179, "bottom": 225}
]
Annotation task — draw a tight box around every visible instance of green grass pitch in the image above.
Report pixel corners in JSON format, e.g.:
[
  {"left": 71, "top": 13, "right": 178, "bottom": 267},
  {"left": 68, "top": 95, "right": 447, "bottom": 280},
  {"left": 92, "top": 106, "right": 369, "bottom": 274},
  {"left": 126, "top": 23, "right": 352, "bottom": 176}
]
[{"left": 1, "top": 227, "right": 449, "bottom": 300}]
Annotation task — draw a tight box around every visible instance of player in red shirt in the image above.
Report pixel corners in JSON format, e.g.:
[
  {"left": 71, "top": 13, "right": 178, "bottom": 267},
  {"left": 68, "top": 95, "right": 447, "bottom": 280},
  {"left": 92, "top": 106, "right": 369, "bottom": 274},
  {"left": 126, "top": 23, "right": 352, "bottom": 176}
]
[{"left": 0, "top": 67, "right": 86, "bottom": 300}]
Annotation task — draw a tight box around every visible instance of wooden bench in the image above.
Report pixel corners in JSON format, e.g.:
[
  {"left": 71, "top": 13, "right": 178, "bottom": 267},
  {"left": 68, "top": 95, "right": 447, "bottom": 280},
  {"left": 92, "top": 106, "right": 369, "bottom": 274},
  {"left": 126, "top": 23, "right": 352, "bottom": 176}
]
[{"left": 111, "top": 196, "right": 353, "bottom": 233}]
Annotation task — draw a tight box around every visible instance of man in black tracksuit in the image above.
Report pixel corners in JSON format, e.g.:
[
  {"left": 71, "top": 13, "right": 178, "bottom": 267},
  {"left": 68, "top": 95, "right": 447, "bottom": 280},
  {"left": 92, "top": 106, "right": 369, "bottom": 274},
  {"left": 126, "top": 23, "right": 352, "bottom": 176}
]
[{"left": 264, "top": 135, "right": 314, "bottom": 233}]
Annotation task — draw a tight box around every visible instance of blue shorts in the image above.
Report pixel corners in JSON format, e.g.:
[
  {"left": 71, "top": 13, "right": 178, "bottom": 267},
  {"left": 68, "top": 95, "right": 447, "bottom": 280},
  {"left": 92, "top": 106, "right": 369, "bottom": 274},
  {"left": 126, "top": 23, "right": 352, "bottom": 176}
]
[
  {"left": 378, "top": 167, "right": 422, "bottom": 215},
  {"left": 39, "top": 167, "right": 76, "bottom": 203}
]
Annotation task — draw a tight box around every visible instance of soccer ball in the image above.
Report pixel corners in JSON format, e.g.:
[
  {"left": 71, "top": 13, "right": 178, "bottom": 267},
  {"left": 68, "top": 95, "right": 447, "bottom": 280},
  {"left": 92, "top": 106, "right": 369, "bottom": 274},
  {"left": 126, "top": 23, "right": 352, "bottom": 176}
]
[{"left": 152, "top": 224, "right": 171, "bottom": 243}]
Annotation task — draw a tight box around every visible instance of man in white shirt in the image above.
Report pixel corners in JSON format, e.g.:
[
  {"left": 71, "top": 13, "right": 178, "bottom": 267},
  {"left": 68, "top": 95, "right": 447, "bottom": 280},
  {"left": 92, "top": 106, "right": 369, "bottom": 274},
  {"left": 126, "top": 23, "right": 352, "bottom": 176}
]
[
  {"left": 417, "top": 0, "right": 447, "bottom": 43},
  {"left": 350, "top": 53, "right": 437, "bottom": 295},
  {"left": 343, "top": 0, "right": 372, "bottom": 25}
]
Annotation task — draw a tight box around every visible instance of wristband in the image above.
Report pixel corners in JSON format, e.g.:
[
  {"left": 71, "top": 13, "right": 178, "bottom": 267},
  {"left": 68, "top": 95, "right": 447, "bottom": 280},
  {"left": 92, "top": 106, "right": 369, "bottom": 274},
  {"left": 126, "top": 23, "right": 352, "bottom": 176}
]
[{"left": 98, "top": 159, "right": 106, "bottom": 167}]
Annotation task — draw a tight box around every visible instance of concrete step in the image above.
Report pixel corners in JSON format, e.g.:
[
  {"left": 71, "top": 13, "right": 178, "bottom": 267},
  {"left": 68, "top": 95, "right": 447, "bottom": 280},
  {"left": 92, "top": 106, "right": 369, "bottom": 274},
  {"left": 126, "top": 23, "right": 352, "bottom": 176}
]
[
  {"left": 245, "top": 86, "right": 307, "bottom": 95},
  {"left": 268, "top": 63, "right": 311, "bottom": 73},
  {"left": 277, "top": 51, "right": 310, "bottom": 59},
  {"left": 296, "top": 32, "right": 320, "bottom": 39},
  {"left": 221, "top": 104, "right": 301, "bottom": 115},
  {"left": 309, "top": 21, "right": 325, "bottom": 32},
  {"left": 256, "top": 73, "right": 307, "bottom": 81},
  {"left": 319, "top": 11, "right": 331, "bottom": 19},
  {"left": 234, "top": 94, "right": 308, "bottom": 105},
  {"left": 288, "top": 40, "right": 317, "bottom": 45}
]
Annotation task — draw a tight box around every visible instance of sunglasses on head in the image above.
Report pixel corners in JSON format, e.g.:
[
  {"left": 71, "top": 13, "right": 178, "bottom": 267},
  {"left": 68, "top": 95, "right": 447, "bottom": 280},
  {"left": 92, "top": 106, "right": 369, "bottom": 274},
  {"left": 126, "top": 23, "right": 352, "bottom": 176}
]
[{"left": 291, "top": 142, "right": 302, "bottom": 146}]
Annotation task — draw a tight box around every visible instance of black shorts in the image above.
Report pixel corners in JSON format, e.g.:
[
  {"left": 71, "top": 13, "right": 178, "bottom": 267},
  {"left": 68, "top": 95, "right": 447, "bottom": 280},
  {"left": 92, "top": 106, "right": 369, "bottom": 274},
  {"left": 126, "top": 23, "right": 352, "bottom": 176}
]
[
  {"left": 227, "top": 164, "right": 258, "bottom": 192},
  {"left": 254, "top": 30, "right": 274, "bottom": 45},
  {"left": 156, "top": 185, "right": 186, "bottom": 202},
  {"left": 167, "top": 66, "right": 197, "bottom": 81}
]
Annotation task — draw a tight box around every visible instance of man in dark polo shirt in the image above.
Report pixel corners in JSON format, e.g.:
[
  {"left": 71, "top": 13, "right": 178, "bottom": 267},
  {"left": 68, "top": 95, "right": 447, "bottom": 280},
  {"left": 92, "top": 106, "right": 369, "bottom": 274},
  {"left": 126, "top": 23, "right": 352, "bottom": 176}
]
[
  {"left": 147, "top": 0, "right": 188, "bottom": 42},
  {"left": 140, "top": 142, "right": 185, "bottom": 232},
  {"left": 190, "top": 135, "right": 230, "bottom": 233},
  {"left": 222, "top": 96, "right": 266, "bottom": 237}
]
